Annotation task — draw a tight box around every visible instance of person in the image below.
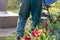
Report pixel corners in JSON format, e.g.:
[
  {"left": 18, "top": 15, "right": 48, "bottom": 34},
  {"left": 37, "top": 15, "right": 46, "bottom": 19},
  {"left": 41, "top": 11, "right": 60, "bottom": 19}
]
[{"left": 16, "top": 0, "right": 42, "bottom": 40}]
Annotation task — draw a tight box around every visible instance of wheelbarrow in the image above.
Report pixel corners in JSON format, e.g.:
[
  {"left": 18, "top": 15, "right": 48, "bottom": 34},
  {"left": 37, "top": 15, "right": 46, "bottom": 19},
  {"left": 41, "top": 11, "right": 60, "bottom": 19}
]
[
  {"left": 42, "top": 0, "right": 57, "bottom": 6},
  {"left": 41, "top": 0, "right": 57, "bottom": 22},
  {"left": 42, "top": 0, "right": 57, "bottom": 15},
  {"left": 42, "top": 0, "right": 57, "bottom": 18}
]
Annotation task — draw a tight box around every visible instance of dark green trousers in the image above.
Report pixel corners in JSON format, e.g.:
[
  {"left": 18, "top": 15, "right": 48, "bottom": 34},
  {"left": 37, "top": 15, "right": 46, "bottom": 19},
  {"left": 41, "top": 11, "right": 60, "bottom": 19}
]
[{"left": 16, "top": 0, "right": 42, "bottom": 37}]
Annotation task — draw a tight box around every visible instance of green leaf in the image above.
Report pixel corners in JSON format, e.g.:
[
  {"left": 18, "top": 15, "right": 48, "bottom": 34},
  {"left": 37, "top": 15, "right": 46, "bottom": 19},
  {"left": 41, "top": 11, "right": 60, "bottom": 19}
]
[{"left": 42, "top": 34, "right": 46, "bottom": 39}]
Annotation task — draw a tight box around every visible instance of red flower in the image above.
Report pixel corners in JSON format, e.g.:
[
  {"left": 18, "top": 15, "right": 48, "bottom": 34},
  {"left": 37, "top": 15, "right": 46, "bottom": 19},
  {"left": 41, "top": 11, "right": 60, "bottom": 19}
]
[
  {"left": 45, "top": 22, "right": 48, "bottom": 29},
  {"left": 50, "top": 28, "right": 54, "bottom": 32},
  {"left": 42, "top": 22, "right": 48, "bottom": 29},
  {"left": 31, "top": 28, "right": 40, "bottom": 37},
  {"left": 42, "top": 30, "right": 46, "bottom": 34},
  {"left": 24, "top": 35, "right": 31, "bottom": 40}
]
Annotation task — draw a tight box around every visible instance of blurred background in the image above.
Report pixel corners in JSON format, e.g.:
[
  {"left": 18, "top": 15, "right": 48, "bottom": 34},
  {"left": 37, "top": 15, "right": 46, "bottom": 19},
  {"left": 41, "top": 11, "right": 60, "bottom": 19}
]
[
  {"left": 8, "top": 0, "right": 60, "bottom": 14},
  {"left": 8, "top": 0, "right": 20, "bottom": 13},
  {"left": 0, "top": 0, "right": 60, "bottom": 40}
]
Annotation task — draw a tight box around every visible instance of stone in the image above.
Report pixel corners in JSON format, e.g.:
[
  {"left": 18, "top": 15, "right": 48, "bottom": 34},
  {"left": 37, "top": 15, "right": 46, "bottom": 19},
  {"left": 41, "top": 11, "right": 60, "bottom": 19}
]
[
  {"left": 0, "top": 0, "right": 8, "bottom": 11},
  {"left": 0, "top": 11, "right": 18, "bottom": 28},
  {"left": 0, "top": 27, "right": 16, "bottom": 37},
  {"left": 0, "top": 0, "right": 18, "bottom": 28}
]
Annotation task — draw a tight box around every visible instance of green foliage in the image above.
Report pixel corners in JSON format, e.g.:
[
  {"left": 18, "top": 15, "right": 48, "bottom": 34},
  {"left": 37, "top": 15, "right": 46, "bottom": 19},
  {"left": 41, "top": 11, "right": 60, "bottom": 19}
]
[
  {"left": 8, "top": 0, "right": 20, "bottom": 9},
  {"left": 8, "top": 0, "right": 20, "bottom": 13},
  {"left": 56, "top": 2, "right": 60, "bottom": 8},
  {"left": 0, "top": 36, "right": 16, "bottom": 40}
]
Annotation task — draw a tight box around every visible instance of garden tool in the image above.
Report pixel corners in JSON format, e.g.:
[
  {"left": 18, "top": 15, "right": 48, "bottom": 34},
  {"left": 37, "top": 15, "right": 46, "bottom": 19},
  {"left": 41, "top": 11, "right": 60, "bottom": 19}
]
[{"left": 42, "top": 0, "right": 57, "bottom": 18}]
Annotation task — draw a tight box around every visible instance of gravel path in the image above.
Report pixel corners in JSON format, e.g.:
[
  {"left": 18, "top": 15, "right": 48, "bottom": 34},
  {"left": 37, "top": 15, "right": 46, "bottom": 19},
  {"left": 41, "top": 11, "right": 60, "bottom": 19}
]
[
  {"left": 0, "top": 22, "right": 31, "bottom": 37},
  {"left": 0, "top": 27, "right": 16, "bottom": 37}
]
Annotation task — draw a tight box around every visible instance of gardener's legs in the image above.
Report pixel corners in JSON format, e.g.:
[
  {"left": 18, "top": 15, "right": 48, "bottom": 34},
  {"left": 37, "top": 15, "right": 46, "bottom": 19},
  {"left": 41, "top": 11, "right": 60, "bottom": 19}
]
[
  {"left": 31, "top": 0, "right": 42, "bottom": 30},
  {"left": 16, "top": 0, "right": 31, "bottom": 37}
]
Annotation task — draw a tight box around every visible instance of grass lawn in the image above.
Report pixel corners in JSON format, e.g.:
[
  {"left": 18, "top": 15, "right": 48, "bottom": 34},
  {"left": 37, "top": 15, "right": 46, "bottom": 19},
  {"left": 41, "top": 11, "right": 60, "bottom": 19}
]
[
  {"left": 0, "top": 33, "right": 16, "bottom": 40},
  {"left": 8, "top": 9, "right": 19, "bottom": 13},
  {"left": 0, "top": 36, "right": 16, "bottom": 40}
]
